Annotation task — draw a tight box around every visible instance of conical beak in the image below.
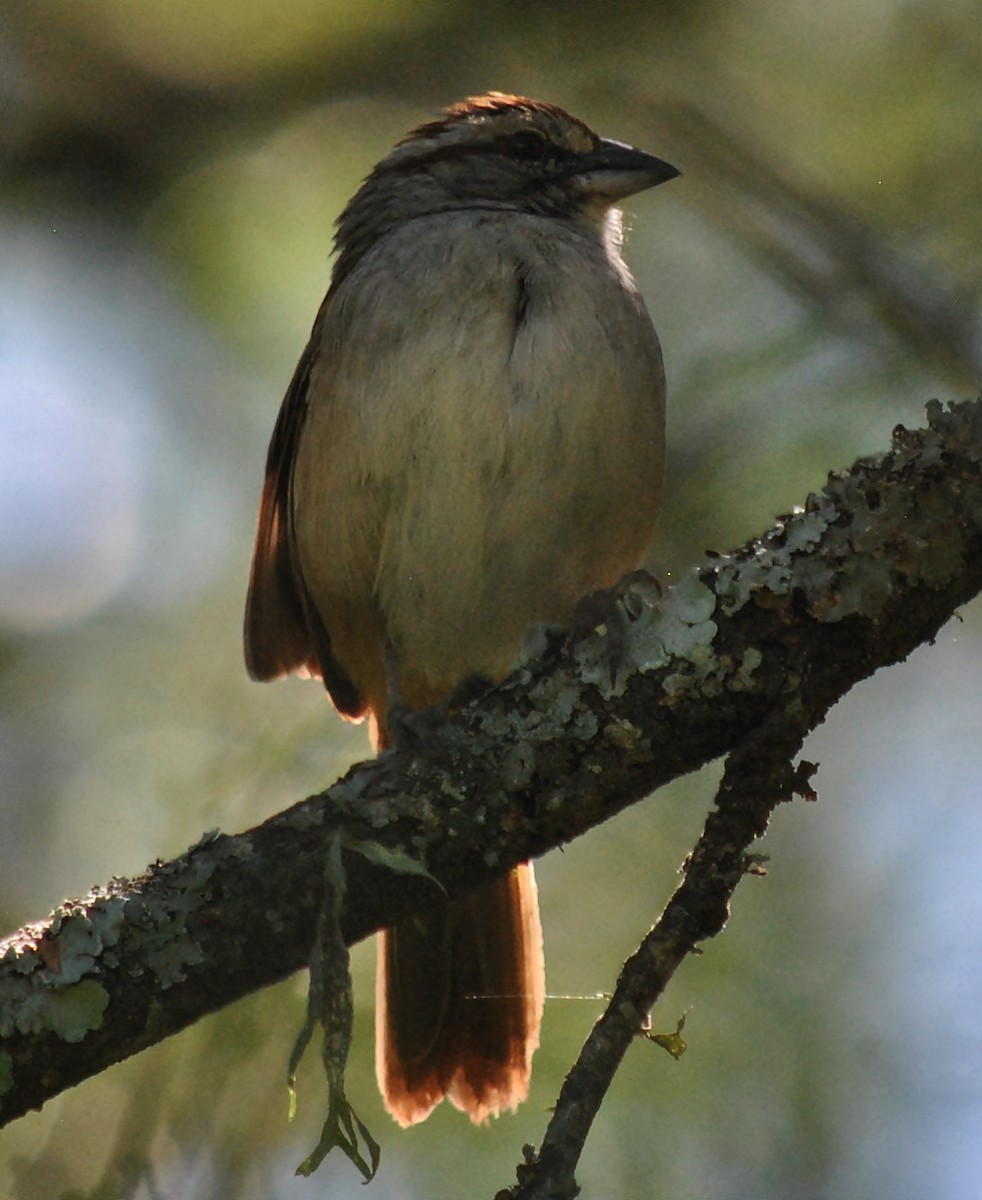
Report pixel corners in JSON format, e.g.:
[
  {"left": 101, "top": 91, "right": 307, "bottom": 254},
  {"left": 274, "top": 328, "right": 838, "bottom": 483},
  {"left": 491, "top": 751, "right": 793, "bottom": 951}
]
[{"left": 575, "top": 137, "right": 680, "bottom": 201}]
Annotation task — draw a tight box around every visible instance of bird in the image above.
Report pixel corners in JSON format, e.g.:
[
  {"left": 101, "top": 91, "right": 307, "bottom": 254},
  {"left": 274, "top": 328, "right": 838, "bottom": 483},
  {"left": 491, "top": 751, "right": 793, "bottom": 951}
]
[{"left": 244, "top": 92, "right": 678, "bottom": 1127}]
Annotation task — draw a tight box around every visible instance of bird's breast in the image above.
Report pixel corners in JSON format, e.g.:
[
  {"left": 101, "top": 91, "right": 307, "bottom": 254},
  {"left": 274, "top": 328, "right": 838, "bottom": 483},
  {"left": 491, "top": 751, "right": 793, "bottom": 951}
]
[{"left": 293, "top": 210, "right": 666, "bottom": 708}]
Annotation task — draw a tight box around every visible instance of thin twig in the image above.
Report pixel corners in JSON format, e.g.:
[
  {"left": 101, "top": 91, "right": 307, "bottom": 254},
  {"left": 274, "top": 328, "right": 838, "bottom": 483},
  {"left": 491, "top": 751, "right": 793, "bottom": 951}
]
[{"left": 509, "top": 725, "right": 814, "bottom": 1199}]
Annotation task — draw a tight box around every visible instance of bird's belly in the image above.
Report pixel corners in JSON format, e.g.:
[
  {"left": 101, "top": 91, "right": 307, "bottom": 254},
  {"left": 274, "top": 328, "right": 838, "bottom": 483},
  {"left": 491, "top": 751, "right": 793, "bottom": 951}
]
[{"left": 295, "top": 223, "right": 665, "bottom": 711}]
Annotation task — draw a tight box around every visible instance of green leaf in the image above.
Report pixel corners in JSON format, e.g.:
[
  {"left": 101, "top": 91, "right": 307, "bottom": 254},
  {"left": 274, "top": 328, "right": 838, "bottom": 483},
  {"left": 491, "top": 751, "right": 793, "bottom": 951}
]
[
  {"left": 346, "top": 838, "right": 445, "bottom": 891},
  {"left": 644, "top": 1013, "right": 688, "bottom": 1061}
]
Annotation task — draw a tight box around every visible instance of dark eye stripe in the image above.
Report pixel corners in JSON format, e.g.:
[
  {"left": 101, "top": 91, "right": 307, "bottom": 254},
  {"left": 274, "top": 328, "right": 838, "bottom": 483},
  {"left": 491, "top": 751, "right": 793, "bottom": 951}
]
[{"left": 508, "top": 130, "right": 551, "bottom": 159}]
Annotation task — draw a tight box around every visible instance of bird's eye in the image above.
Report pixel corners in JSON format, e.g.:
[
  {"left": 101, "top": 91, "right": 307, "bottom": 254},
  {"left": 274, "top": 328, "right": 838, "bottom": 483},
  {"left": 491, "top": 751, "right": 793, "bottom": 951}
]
[{"left": 509, "top": 130, "right": 551, "bottom": 160}]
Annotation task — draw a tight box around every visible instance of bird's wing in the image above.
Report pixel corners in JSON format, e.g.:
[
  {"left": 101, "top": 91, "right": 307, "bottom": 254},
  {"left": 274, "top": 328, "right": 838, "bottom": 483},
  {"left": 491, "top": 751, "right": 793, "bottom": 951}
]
[{"left": 243, "top": 303, "right": 364, "bottom": 717}]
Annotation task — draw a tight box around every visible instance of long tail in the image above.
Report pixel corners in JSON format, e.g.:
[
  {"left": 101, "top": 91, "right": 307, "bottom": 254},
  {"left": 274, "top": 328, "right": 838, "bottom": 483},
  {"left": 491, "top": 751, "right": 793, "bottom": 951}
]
[{"left": 375, "top": 862, "right": 544, "bottom": 1126}]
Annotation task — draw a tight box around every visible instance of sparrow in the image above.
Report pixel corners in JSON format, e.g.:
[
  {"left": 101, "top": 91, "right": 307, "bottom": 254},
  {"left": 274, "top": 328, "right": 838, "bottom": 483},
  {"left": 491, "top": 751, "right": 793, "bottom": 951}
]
[{"left": 245, "top": 92, "right": 678, "bottom": 1126}]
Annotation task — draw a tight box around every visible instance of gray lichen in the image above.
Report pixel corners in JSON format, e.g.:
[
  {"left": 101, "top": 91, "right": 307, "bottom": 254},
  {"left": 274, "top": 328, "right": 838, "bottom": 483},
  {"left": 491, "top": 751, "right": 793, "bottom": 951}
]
[
  {"left": 0, "top": 837, "right": 236, "bottom": 1049},
  {"left": 573, "top": 572, "right": 723, "bottom": 702}
]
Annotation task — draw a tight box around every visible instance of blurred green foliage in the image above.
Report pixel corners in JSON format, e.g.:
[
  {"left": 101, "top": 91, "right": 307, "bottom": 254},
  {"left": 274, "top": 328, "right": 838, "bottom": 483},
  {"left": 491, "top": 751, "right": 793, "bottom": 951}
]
[{"left": 2, "top": 0, "right": 981, "bottom": 1196}]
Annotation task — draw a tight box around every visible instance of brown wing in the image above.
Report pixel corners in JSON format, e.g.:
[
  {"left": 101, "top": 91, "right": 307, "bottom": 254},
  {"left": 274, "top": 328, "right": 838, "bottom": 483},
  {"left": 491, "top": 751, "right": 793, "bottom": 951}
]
[
  {"left": 244, "top": 334, "right": 319, "bottom": 681},
  {"left": 243, "top": 308, "right": 364, "bottom": 717}
]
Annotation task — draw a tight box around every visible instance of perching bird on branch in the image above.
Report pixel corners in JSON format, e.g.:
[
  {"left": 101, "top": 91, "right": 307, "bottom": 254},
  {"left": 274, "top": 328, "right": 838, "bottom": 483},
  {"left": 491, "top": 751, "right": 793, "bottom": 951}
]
[{"left": 245, "top": 91, "right": 678, "bottom": 1126}]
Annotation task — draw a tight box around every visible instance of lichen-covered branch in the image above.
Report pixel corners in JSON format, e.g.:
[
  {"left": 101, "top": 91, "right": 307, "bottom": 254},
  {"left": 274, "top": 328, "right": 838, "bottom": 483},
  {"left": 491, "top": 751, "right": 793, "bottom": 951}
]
[{"left": 3, "top": 399, "right": 982, "bottom": 1134}]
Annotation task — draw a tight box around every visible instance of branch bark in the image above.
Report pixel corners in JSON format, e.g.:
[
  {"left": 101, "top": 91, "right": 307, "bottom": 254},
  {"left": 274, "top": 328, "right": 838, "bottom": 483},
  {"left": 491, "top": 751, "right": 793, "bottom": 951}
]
[{"left": 3, "top": 401, "right": 981, "bottom": 1190}]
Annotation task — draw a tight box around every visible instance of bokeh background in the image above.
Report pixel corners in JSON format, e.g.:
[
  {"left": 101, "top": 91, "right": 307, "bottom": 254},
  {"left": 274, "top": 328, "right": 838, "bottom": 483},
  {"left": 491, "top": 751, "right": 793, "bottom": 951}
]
[{"left": 2, "top": 1, "right": 980, "bottom": 1197}]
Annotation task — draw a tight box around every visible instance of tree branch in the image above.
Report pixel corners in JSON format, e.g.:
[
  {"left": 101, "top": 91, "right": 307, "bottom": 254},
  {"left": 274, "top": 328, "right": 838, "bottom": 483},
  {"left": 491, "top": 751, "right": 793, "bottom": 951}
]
[
  {"left": 511, "top": 721, "right": 816, "bottom": 1200},
  {"left": 3, "top": 399, "right": 981, "bottom": 1158}
]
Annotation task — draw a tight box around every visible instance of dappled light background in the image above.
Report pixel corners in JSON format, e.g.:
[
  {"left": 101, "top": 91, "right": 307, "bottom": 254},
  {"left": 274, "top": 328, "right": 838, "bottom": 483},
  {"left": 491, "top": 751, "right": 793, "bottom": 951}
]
[{"left": 2, "top": 0, "right": 980, "bottom": 1196}]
